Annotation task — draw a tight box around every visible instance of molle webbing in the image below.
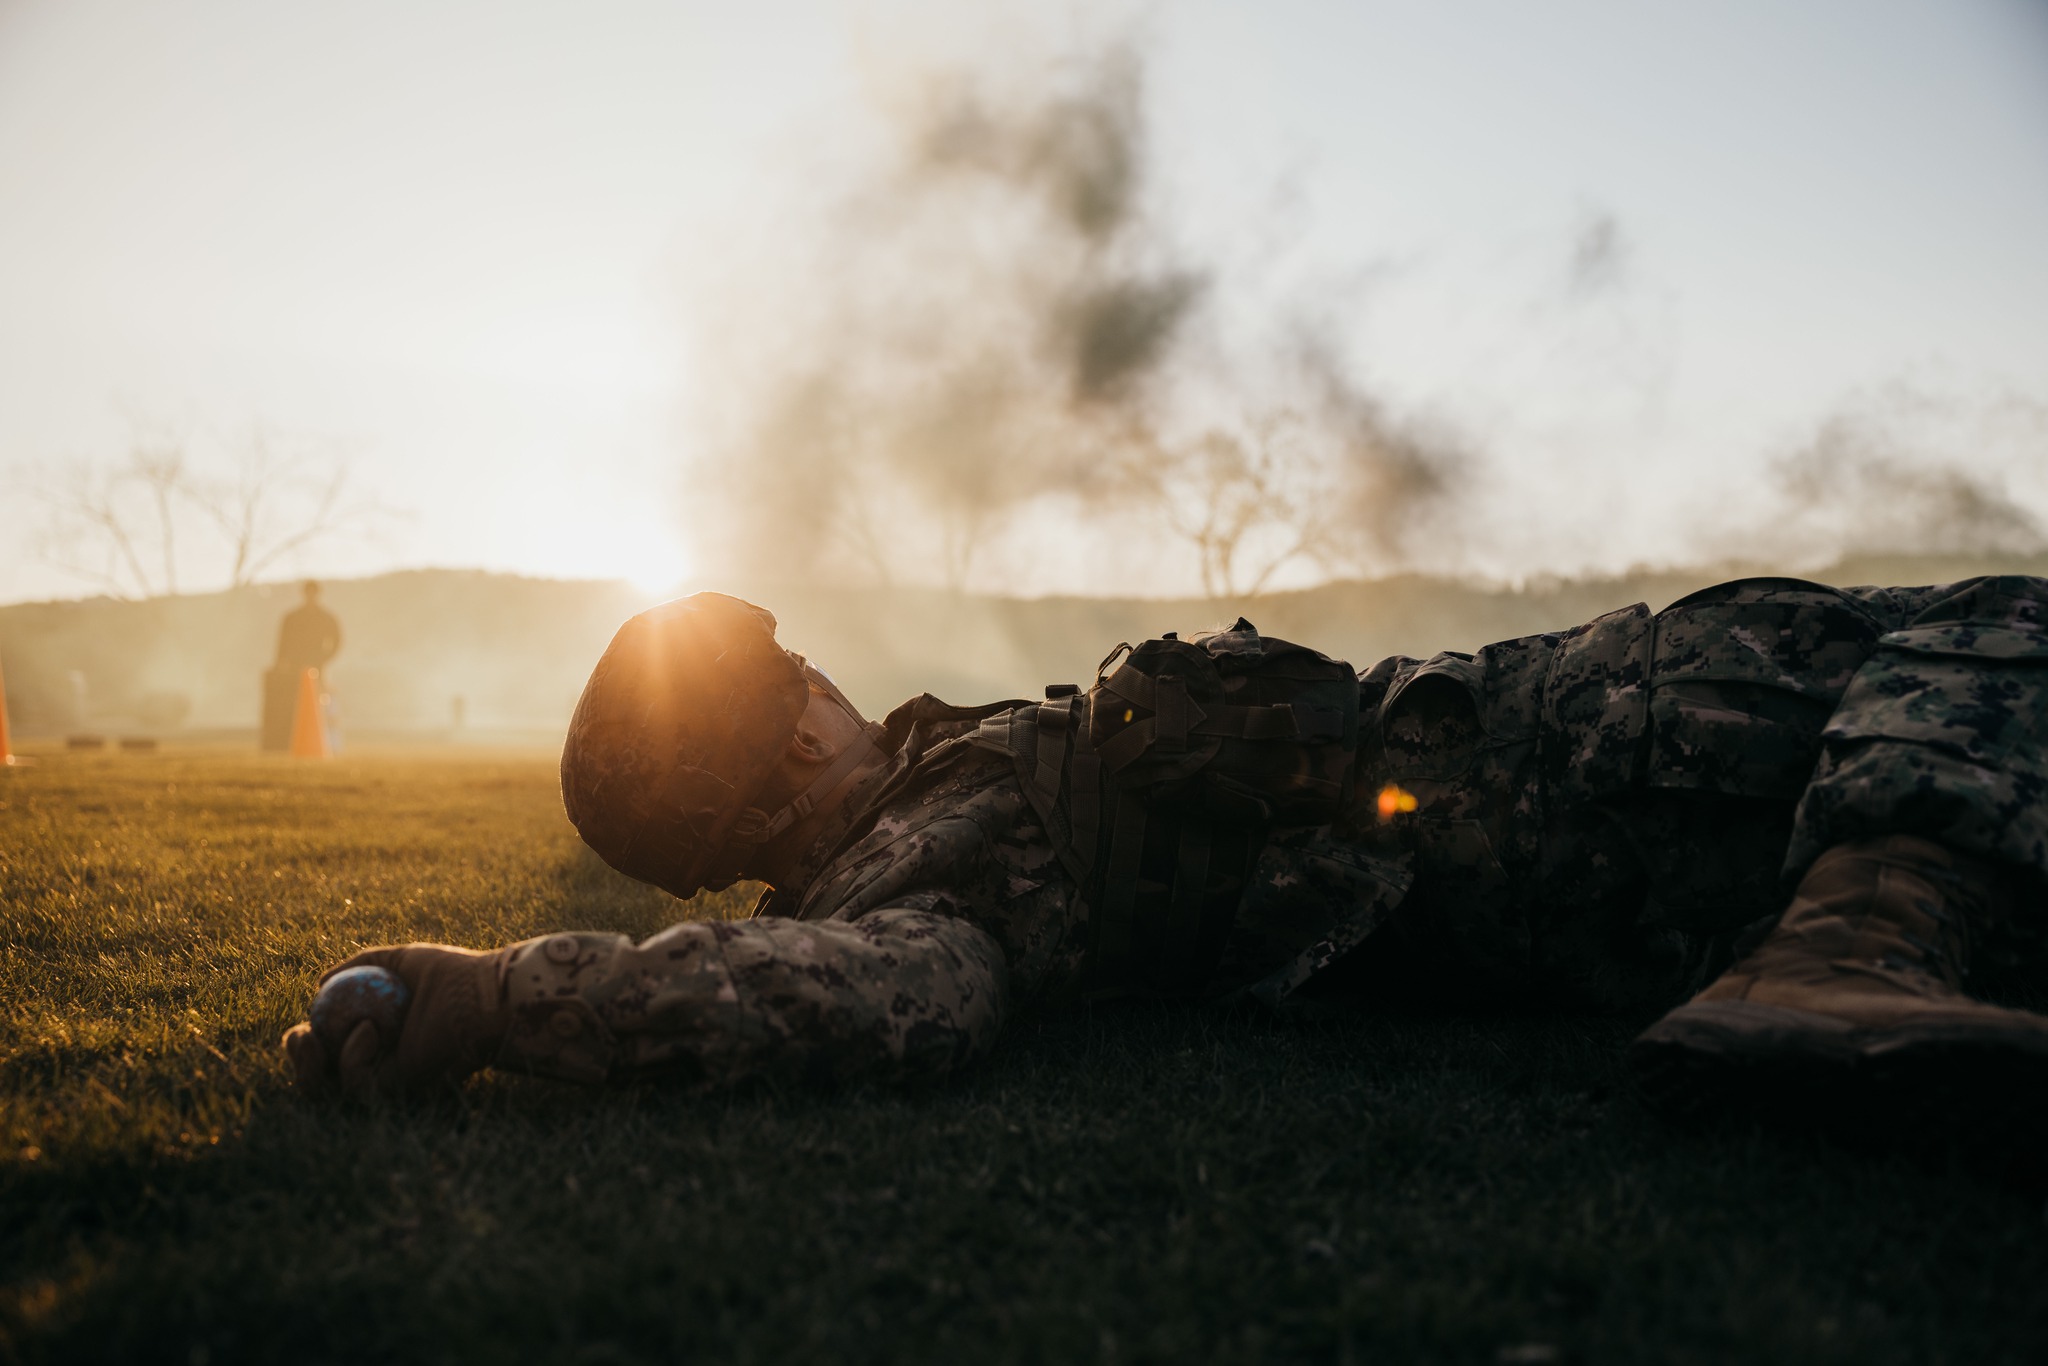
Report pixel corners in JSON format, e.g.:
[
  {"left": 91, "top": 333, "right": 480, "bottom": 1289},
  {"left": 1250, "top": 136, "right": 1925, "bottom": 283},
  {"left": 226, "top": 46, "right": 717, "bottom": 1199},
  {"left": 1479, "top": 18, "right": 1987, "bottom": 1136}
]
[
  {"left": 984, "top": 621, "right": 1360, "bottom": 997},
  {"left": 1091, "top": 658, "right": 1346, "bottom": 771},
  {"left": 995, "top": 695, "right": 1246, "bottom": 995}
]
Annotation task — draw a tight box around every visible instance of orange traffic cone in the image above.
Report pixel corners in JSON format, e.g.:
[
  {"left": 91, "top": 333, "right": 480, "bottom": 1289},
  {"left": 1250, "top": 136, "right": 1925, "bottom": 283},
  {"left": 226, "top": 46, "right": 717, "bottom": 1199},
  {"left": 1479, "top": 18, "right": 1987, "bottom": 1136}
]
[
  {"left": 289, "top": 667, "right": 331, "bottom": 759},
  {"left": 0, "top": 655, "right": 15, "bottom": 765}
]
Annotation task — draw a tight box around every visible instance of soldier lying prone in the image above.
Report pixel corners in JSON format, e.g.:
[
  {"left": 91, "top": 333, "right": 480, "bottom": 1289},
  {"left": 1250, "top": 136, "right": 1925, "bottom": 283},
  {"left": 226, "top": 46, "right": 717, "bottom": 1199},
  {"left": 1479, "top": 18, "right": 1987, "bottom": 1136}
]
[{"left": 285, "top": 577, "right": 2048, "bottom": 1137}]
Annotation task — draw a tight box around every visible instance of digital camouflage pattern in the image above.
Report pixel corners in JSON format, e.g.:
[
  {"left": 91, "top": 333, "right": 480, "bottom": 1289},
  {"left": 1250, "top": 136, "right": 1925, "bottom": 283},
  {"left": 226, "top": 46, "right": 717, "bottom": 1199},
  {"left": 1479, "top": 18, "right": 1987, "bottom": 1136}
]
[
  {"left": 493, "top": 698, "right": 1060, "bottom": 1088},
  {"left": 484, "top": 695, "right": 1414, "bottom": 1086},
  {"left": 488, "top": 910, "right": 1008, "bottom": 1088},
  {"left": 1344, "top": 575, "right": 2046, "bottom": 1008},
  {"left": 1787, "top": 575, "right": 2048, "bottom": 880},
  {"left": 484, "top": 575, "right": 2048, "bottom": 1089}
]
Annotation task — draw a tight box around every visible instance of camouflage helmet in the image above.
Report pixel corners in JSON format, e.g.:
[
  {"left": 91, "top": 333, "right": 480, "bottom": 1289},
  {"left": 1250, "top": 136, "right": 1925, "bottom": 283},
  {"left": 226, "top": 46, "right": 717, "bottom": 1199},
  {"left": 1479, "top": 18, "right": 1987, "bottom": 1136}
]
[{"left": 560, "top": 592, "right": 810, "bottom": 897}]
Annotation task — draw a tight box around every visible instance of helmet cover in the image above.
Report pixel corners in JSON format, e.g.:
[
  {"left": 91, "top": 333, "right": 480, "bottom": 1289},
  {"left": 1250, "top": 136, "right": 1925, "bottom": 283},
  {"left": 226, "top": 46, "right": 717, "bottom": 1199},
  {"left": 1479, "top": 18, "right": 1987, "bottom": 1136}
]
[{"left": 560, "top": 592, "right": 808, "bottom": 896}]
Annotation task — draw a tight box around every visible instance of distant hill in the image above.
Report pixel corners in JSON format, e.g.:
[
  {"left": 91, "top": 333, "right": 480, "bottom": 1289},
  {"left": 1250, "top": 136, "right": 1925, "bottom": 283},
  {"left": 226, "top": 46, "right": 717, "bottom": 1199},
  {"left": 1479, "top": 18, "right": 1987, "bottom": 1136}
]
[
  {"left": 4, "top": 554, "right": 2044, "bottom": 743},
  {"left": 0, "top": 571, "right": 645, "bottom": 741}
]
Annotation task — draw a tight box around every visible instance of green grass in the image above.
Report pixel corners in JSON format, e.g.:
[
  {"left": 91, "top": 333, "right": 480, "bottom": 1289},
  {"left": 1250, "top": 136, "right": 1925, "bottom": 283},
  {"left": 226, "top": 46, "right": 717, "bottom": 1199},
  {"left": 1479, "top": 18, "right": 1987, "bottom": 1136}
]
[{"left": 3, "top": 748, "right": 2046, "bottom": 1365}]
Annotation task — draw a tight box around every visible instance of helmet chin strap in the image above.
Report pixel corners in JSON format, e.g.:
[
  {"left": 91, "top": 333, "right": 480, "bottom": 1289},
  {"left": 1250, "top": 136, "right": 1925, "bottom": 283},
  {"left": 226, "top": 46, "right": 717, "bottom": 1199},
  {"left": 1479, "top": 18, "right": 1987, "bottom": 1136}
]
[{"left": 725, "top": 661, "right": 885, "bottom": 850}]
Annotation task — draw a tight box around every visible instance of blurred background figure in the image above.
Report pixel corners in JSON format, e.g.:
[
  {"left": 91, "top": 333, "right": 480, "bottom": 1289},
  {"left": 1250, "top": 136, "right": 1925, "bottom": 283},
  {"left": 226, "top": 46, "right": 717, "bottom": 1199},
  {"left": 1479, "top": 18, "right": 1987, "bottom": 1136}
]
[{"left": 262, "top": 580, "right": 342, "bottom": 751}]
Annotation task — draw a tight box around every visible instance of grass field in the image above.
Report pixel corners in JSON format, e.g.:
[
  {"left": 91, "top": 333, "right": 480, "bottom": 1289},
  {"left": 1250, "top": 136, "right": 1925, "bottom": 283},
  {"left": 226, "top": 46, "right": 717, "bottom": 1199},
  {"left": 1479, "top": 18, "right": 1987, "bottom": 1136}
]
[{"left": 4, "top": 748, "right": 2047, "bottom": 1365}]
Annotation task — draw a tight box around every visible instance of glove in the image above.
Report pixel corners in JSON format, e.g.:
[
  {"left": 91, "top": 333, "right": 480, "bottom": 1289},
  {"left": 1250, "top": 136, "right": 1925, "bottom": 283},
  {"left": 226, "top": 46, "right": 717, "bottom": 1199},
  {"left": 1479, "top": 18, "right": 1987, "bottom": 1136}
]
[{"left": 282, "top": 943, "right": 512, "bottom": 1098}]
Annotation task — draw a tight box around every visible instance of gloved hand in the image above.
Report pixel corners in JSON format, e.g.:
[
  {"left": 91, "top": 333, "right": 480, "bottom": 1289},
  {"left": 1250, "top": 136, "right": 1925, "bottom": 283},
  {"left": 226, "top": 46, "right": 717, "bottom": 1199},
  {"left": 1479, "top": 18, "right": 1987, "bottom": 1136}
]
[{"left": 282, "top": 943, "right": 512, "bottom": 1097}]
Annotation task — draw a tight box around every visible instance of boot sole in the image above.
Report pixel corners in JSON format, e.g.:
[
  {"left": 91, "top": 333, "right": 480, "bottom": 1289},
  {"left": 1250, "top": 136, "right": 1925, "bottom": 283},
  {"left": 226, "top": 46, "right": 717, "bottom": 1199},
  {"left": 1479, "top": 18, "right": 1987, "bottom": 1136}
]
[{"left": 1630, "top": 1000, "right": 2048, "bottom": 1152}]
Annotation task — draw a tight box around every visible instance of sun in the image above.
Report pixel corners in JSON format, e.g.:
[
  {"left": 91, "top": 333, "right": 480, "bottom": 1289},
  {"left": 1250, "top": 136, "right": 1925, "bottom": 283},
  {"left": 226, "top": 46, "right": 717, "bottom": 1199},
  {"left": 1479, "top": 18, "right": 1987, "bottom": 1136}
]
[
  {"left": 537, "top": 511, "right": 693, "bottom": 598},
  {"left": 610, "top": 535, "right": 693, "bottom": 598}
]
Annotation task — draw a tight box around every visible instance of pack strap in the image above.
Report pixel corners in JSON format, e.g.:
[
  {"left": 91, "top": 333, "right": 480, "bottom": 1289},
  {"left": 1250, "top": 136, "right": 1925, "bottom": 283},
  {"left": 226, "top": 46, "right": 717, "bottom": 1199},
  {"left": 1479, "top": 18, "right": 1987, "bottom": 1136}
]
[
  {"left": 1068, "top": 748, "right": 1102, "bottom": 876},
  {"left": 726, "top": 720, "right": 888, "bottom": 846},
  {"left": 1013, "top": 696, "right": 1106, "bottom": 882},
  {"left": 1033, "top": 695, "right": 1072, "bottom": 810},
  {"left": 725, "top": 659, "right": 889, "bottom": 848},
  {"left": 1089, "top": 790, "right": 1148, "bottom": 979},
  {"left": 1159, "top": 824, "right": 1213, "bottom": 982}
]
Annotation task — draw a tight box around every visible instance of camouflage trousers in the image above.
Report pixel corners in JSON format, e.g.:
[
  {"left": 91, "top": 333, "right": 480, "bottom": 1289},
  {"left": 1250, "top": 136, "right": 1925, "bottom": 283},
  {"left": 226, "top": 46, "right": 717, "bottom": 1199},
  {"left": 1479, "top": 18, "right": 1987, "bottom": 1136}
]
[
  {"left": 1339, "top": 574, "right": 2048, "bottom": 1010},
  {"left": 1787, "top": 575, "right": 2048, "bottom": 888}
]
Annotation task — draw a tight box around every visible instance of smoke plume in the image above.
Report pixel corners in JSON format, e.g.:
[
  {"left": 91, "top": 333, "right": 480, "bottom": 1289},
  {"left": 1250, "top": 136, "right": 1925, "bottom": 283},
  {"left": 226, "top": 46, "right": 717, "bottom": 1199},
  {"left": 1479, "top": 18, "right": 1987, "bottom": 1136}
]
[
  {"left": 685, "top": 40, "right": 1462, "bottom": 598},
  {"left": 1765, "top": 381, "right": 2046, "bottom": 561}
]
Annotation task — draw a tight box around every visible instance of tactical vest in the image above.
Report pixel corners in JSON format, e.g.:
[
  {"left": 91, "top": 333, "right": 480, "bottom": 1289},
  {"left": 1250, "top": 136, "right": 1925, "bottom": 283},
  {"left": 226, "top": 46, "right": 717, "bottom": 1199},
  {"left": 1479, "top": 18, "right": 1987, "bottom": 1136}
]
[{"left": 969, "top": 619, "right": 1360, "bottom": 997}]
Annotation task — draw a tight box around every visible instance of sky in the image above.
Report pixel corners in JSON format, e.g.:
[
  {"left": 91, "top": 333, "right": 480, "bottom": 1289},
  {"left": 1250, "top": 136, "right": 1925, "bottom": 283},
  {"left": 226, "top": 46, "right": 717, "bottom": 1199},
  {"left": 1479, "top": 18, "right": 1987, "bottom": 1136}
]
[{"left": 1, "top": 0, "right": 2044, "bottom": 603}]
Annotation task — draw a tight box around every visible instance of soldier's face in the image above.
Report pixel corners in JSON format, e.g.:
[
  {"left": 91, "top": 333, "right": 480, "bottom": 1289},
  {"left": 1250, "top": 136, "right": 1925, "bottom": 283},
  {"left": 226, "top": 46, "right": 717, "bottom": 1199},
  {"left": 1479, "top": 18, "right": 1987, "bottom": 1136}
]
[
  {"left": 785, "top": 682, "right": 868, "bottom": 764},
  {"left": 740, "top": 679, "right": 880, "bottom": 863}
]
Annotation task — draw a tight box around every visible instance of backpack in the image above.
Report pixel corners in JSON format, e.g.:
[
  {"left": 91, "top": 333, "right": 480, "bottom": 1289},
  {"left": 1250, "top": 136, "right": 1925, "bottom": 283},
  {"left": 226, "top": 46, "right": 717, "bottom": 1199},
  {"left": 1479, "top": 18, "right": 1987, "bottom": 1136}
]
[{"left": 972, "top": 618, "right": 1361, "bottom": 996}]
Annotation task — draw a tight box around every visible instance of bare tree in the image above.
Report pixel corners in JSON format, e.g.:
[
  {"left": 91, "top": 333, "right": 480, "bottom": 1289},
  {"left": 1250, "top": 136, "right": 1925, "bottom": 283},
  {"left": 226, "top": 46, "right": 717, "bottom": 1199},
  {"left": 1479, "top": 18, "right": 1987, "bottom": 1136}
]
[
  {"left": 33, "top": 426, "right": 397, "bottom": 599},
  {"left": 194, "top": 430, "right": 393, "bottom": 588},
  {"left": 130, "top": 438, "right": 188, "bottom": 595},
  {"left": 1149, "top": 418, "right": 1338, "bottom": 600},
  {"left": 687, "top": 40, "right": 1478, "bottom": 599},
  {"left": 33, "top": 437, "right": 191, "bottom": 598}
]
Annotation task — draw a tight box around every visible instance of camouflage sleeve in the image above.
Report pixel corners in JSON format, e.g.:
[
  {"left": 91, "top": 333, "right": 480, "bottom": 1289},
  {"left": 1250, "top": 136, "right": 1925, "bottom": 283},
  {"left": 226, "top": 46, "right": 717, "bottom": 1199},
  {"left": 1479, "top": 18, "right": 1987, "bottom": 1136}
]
[
  {"left": 486, "top": 907, "right": 1009, "bottom": 1089},
  {"left": 1788, "top": 575, "right": 2048, "bottom": 884}
]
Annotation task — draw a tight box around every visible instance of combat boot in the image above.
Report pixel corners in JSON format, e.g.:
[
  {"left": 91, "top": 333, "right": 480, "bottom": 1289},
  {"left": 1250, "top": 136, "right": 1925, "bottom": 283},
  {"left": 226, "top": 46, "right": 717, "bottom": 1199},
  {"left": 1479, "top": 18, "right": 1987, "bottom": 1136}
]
[{"left": 1630, "top": 834, "right": 2048, "bottom": 1135}]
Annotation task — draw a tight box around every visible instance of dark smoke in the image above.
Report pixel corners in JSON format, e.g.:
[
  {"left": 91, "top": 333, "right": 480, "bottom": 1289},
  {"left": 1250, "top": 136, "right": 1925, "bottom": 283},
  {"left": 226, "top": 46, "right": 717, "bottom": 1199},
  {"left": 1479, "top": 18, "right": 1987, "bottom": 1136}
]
[
  {"left": 1564, "top": 209, "right": 1628, "bottom": 299},
  {"left": 1059, "top": 273, "right": 1207, "bottom": 403},
  {"left": 687, "top": 40, "right": 1462, "bottom": 597},
  {"left": 1301, "top": 336, "right": 1462, "bottom": 559},
  {"left": 1767, "top": 382, "right": 2045, "bottom": 560},
  {"left": 909, "top": 50, "right": 1145, "bottom": 243}
]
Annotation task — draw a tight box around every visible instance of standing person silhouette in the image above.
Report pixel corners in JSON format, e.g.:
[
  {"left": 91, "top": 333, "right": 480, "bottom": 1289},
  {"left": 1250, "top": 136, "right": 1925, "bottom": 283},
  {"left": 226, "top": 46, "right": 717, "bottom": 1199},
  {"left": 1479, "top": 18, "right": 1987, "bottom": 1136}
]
[
  {"left": 276, "top": 580, "right": 342, "bottom": 677},
  {"left": 261, "top": 581, "right": 343, "bottom": 750}
]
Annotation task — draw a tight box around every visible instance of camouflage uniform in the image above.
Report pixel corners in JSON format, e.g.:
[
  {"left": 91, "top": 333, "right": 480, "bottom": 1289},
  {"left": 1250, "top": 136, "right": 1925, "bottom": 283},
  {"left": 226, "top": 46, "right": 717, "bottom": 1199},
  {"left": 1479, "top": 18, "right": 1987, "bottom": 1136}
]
[
  {"left": 494, "top": 575, "right": 2048, "bottom": 1089},
  {"left": 1348, "top": 575, "right": 2048, "bottom": 1010}
]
